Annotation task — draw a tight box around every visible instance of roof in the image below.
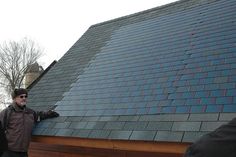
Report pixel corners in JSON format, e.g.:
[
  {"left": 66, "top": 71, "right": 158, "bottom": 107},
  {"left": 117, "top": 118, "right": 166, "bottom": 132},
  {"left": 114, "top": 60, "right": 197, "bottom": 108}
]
[{"left": 28, "top": 0, "right": 236, "bottom": 143}]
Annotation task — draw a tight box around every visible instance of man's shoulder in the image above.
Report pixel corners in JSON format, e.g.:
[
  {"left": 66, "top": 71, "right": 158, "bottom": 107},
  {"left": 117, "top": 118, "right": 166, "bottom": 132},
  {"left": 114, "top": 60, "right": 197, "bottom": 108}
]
[{"left": 0, "top": 105, "right": 13, "bottom": 115}]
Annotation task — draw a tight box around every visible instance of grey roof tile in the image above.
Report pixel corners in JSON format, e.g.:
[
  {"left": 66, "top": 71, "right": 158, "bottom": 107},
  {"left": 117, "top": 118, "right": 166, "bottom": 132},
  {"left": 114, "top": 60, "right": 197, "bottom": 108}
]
[
  {"left": 155, "top": 131, "right": 183, "bottom": 142},
  {"left": 139, "top": 114, "right": 189, "bottom": 121},
  {"left": 99, "top": 116, "right": 119, "bottom": 121},
  {"left": 104, "top": 122, "right": 125, "bottom": 130},
  {"left": 69, "top": 122, "right": 87, "bottom": 129},
  {"left": 42, "top": 128, "right": 59, "bottom": 136},
  {"left": 58, "top": 111, "right": 73, "bottom": 117},
  {"left": 172, "top": 122, "right": 201, "bottom": 131},
  {"left": 66, "top": 116, "right": 83, "bottom": 122},
  {"left": 88, "top": 130, "right": 111, "bottom": 139},
  {"left": 56, "top": 129, "right": 74, "bottom": 136},
  {"left": 182, "top": 131, "right": 209, "bottom": 143},
  {"left": 35, "top": 121, "right": 55, "bottom": 128},
  {"left": 130, "top": 131, "right": 156, "bottom": 141},
  {"left": 85, "top": 122, "right": 106, "bottom": 130},
  {"left": 188, "top": 113, "right": 219, "bottom": 121},
  {"left": 54, "top": 122, "right": 71, "bottom": 129},
  {"left": 60, "top": 110, "right": 86, "bottom": 117},
  {"left": 123, "top": 122, "right": 148, "bottom": 131},
  {"left": 72, "top": 129, "right": 91, "bottom": 138},
  {"left": 43, "top": 116, "right": 67, "bottom": 123},
  {"left": 32, "top": 128, "right": 45, "bottom": 135},
  {"left": 219, "top": 113, "right": 236, "bottom": 121},
  {"left": 81, "top": 116, "right": 100, "bottom": 121},
  {"left": 109, "top": 131, "right": 132, "bottom": 140},
  {"left": 200, "top": 121, "right": 228, "bottom": 131},
  {"left": 146, "top": 122, "right": 173, "bottom": 131},
  {"left": 118, "top": 115, "right": 140, "bottom": 121},
  {"left": 138, "top": 115, "right": 162, "bottom": 121}
]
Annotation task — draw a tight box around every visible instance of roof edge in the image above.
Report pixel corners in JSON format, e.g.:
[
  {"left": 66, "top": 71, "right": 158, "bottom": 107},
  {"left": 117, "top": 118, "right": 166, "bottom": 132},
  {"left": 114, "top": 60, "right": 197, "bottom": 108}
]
[
  {"left": 32, "top": 135, "right": 190, "bottom": 154},
  {"left": 90, "top": 0, "right": 187, "bottom": 28}
]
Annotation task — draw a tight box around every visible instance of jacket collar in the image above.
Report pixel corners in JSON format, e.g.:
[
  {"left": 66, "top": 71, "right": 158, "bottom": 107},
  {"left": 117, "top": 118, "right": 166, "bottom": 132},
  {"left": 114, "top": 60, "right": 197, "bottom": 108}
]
[{"left": 12, "top": 103, "right": 26, "bottom": 112}]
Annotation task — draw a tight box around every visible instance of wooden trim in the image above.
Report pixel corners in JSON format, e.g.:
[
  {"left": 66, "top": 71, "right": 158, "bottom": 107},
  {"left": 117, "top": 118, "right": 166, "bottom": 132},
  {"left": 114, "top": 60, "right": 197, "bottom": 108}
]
[
  {"left": 31, "top": 135, "right": 190, "bottom": 155},
  {"left": 29, "top": 142, "right": 184, "bottom": 157}
]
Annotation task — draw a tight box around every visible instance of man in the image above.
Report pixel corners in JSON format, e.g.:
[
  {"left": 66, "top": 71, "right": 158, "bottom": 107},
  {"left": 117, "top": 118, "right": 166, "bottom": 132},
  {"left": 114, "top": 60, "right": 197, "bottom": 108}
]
[
  {"left": 184, "top": 117, "right": 236, "bottom": 157},
  {"left": 0, "top": 88, "right": 59, "bottom": 157}
]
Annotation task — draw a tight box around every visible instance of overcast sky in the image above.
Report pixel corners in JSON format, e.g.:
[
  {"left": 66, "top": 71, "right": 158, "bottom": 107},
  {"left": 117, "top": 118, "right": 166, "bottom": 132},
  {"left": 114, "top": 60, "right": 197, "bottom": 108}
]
[{"left": 0, "top": 0, "right": 177, "bottom": 68}]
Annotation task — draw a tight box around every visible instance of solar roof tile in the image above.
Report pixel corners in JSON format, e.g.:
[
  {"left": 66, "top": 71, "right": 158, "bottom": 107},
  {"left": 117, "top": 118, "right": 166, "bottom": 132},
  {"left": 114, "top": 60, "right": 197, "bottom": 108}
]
[{"left": 28, "top": 0, "right": 236, "bottom": 142}]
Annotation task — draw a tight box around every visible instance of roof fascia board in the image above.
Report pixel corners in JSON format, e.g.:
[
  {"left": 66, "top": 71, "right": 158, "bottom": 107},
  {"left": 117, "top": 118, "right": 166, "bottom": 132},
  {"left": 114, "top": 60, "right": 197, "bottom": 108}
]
[{"left": 32, "top": 135, "right": 190, "bottom": 155}]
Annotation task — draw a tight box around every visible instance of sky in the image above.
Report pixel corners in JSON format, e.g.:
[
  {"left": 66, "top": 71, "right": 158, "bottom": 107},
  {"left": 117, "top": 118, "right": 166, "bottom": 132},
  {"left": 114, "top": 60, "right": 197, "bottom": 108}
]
[{"left": 0, "top": 0, "right": 177, "bottom": 69}]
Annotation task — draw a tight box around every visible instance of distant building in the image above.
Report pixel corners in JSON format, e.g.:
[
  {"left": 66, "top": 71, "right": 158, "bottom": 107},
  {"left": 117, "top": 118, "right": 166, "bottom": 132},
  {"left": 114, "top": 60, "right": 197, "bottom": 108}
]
[{"left": 25, "top": 62, "right": 44, "bottom": 88}]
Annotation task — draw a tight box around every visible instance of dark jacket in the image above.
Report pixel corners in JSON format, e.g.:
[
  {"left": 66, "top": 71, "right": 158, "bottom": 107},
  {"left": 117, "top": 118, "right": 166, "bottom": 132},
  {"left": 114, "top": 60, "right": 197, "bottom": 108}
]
[
  {"left": 0, "top": 103, "right": 58, "bottom": 153},
  {"left": 184, "top": 117, "right": 236, "bottom": 157},
  {"left": 0, "top": 121, "right": 8, "bottom": 155},
  {"left": 0, "top": 104, "right": 36, "bottom": 152}
]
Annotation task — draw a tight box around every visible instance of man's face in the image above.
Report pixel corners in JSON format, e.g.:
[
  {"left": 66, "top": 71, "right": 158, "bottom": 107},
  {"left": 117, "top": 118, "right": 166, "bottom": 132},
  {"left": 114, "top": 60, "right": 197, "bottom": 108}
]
[{"left": 14, "top": 94, "right": 27, "bottom": 106}]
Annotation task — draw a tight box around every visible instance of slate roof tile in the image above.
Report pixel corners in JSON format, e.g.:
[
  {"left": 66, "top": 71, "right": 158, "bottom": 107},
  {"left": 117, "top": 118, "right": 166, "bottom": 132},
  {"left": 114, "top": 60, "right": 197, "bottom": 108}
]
[
  {"left": 200, "top": 121, "right": 228, "bottom": 131},
  {"left": 146, "top": 122, "right": 173, "bottom": 131},
  {"left": 104, "top": 122, "right": 125, "bottom": 130},
  {"left": 182, "top": 131, "right": 209, "bottom": 143},
  {"left": 109, "top": 131, "right": 132, "bottom": 140},
  {"left": 81, "top": 116, "right": 101, "bottom": 121},
  {"left": 35, "top": 121, "right": 56, "bottom": 129},
  {"left": 65, "top": 116, "right": 83, "bottom": 122},
  {"left": 123, "top": 122, "right": 148, "bottom": 131},
  {"left": 219, "top": 113, "right": 236, "bottom": 121},
  {"left": 32, "top": 128, "right": 45, "bottom": 135},
  {"left": 89, "top": 130, "right": 111, "bottom": 139},
  {"left": 85, "top": 122, "right": 106, "bottom": 130},
  {"left": 98, "top": 116, "right": 120, "bottom": 121},
  {"left": 54, "top": 122, "right": 71, "bottom": 129},
  {"left": 172, "top": 122, "right": 201, "bottom": 131},
  {"left": 69, "top": 122, "right": 87, "bottom": 129},
  {"left": 72, "top": 129, "right": 91, "bottom": 138},
  {"left": 139, "top": 114, "right": 189, "bottom": 121},
  {"left": 130, "top": 131, "right": 156, "bottom": 141},
  {"left": 117, "top": 115, "right": 140, "bottom": 121},
  {"left": 188, "top": 113, "right": 219, "bottom": 121},
  {"left": 42, "top": 128, "right": 59, "bottom": 136},
  {"left": 56, "top": 129, "right": 74, "bottom": 136},
  {"left": 155, "top": 131, "right": 184, "bottom": 142}
]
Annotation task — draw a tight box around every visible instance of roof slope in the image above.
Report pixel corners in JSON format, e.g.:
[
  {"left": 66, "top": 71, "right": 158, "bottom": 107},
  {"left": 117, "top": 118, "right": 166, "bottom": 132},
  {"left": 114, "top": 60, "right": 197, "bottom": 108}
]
[{"left": 28, "top": 0, "right": 236, "bottom": 143}]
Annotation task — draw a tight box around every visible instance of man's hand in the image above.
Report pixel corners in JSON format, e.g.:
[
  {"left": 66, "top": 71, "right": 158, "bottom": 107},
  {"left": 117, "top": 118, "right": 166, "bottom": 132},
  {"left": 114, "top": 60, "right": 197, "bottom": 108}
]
[{"left": 46, "top": 110, "right": 59, "bottom": 118}]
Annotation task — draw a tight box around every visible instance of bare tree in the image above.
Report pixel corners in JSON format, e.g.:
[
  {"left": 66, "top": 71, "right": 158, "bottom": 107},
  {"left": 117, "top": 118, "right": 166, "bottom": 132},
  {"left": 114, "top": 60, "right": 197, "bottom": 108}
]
[
  {"left": 0, "top": 92, "right": 9, "bottom": 108},
  {"left": 0, "top": 37, "right": 43, "bottom": 96}
]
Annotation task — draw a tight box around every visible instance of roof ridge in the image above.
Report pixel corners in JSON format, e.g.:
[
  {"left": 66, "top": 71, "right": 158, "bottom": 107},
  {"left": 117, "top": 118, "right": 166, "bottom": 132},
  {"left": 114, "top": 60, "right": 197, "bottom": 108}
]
[{"left": 90, "top": 0, "right": 202, "bottom": 28}]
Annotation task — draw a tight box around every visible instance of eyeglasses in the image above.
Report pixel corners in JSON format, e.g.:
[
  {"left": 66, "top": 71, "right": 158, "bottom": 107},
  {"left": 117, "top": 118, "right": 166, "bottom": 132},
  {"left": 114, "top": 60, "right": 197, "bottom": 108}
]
[{"left": 19, "top": 95, "right": 28, "bottom": 98}]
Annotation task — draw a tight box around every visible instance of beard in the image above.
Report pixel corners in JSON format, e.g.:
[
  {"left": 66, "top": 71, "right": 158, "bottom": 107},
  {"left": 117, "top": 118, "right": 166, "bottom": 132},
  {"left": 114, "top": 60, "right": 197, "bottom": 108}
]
[{"left": 16, "top": 101, "right": 26, "bottom": 109}]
